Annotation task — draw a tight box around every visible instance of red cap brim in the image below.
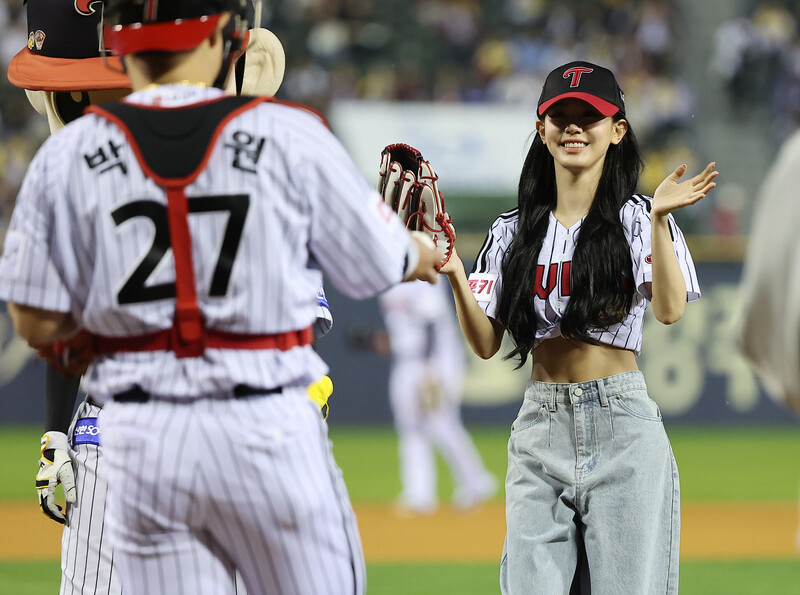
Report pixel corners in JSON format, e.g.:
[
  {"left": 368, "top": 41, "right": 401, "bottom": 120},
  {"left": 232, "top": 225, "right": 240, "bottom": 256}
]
[
  {"left": 104, "top": 15, "right": 221, "bottom": 56},
  {"left": 538, "top": 92, "right": 620, "bottom": 118},
  {"left": 8, "top": 47, "right": 130, "bottom": 91}
]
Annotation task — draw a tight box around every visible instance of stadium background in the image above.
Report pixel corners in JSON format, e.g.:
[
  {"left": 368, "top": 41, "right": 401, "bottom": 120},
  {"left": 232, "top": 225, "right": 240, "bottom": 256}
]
[{"left": 1, "top": 0, "right": 799, "bottom": 593}]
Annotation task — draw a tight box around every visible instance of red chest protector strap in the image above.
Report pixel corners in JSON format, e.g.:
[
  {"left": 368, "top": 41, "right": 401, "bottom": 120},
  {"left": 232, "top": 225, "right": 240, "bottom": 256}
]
[
  {"left": 91, "top": 326, "right": 314, "bottom": 354},
  {"left": 87, "top": 96, "right": 311, "bottom": 357}
]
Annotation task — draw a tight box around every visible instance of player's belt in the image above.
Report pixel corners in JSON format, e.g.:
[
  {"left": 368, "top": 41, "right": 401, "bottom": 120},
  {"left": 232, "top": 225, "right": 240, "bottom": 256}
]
[
  {"left": 92, "top": 326, "right": 314, "bottom": 354},
  {"left": 113, "top": 384, "right": 282, "bottom": 403}
]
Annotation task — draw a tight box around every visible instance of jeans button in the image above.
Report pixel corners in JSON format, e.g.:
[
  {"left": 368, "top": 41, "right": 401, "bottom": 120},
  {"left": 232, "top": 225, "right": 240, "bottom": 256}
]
[{"left": 574, "top": 388, "right": 583, "bottom": 397}]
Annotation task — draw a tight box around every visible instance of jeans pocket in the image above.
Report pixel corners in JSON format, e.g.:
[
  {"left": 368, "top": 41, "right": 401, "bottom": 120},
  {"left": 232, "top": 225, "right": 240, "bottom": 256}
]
[
  {"left": 613, "top": 391, "right": 662, "bottom": 421},
  {"left": 510, "top": 401, "right": 546, "bottom": 435}
]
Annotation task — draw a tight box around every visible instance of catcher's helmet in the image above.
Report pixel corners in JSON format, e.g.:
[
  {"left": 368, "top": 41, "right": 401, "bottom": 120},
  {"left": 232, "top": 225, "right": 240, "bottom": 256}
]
[
  {"left": 103, "top": 0, "right": 249, "bottom": 56},
  {"left": 7, "top": 0, "right": 129, "bottom": 91}
]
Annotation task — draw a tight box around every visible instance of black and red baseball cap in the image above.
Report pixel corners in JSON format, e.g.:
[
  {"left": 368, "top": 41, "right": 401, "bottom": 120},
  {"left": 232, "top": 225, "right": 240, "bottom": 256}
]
[
  {"left": 537, "top": 61, "right": 625, "bottom": 119},
  {"left": 7, "top": 0, "right": 129, "bottom": 91},
  {"left": 103, "top": 0, "right": 245, "bottom": 56}
]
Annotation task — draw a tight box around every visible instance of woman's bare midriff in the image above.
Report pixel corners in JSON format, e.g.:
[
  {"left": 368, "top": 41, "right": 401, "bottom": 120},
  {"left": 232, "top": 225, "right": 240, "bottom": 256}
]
[{"left": 530, "top": 335, "right": 638, "bottom": 383}]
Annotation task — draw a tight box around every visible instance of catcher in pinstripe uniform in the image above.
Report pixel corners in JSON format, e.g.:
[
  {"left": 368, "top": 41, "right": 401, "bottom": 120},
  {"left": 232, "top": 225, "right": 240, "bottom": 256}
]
[
  {"left": 1, "top": 0, "right": 441, "bottom": 593},
  {"left": 7, "top": 1, "right": 331, "bottom": 593}
]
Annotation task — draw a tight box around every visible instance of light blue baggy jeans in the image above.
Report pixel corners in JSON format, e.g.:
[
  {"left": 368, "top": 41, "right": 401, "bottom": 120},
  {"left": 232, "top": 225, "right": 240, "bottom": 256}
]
[{"left": 500, "top": 371, "right": 680, "bottom": 594}]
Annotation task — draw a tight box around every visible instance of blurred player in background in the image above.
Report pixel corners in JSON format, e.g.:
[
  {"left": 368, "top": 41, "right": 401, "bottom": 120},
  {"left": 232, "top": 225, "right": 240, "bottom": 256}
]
[
  {"left": 357, "top": 280, "right": 497, "bottom": 516},
  {"left": 0, "top": 0, "right": 440, "bottom": 593},
  {"left": 439, "top": 61, "right": 717, "bottom": 594},
  {"left": 736, "top": 127, "right": 800, "bottom": 413},
  {"left": 736, "top": 127, "right": 800, "bottom": 551}
]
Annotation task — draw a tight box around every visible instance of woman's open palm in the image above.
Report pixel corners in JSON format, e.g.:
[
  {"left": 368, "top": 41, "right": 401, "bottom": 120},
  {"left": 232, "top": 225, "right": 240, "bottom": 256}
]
[{"left": 652, "top": 162, "right": 719, "bottom": 217}]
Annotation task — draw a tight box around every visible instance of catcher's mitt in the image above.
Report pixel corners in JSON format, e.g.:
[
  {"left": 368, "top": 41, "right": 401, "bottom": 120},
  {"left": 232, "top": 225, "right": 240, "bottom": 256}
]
[{"left": 378, "top": 144, "right": 455, "bottom": 269}]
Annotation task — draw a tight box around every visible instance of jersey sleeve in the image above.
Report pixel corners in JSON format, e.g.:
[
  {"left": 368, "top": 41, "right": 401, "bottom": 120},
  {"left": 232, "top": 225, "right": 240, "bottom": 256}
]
[
  {"left": 293, "top": 113, "right": 411, "bottom": 300},
  {"left": 621, "top": 196, "right": 700, "bottom": 302},
  {"left": 0, "top": 143, "right": 72, "bottom": 312},
  {"left": 467, "top": 215, "right": 514, "bottom": 324}
]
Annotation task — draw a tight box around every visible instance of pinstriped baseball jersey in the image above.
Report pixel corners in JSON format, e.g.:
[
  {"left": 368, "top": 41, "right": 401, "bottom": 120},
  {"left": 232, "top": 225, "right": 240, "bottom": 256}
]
[
  {"left": 468, "top": 194, "right": 700, "bottom": 355},
  {"left": 0, "top": 85, "right": 409, "bottom": 402}
]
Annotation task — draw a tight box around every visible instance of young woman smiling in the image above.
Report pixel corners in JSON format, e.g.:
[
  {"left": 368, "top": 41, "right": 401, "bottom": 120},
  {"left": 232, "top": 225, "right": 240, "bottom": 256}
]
[{"left": 440, "top": 61, "right": 718, "bottom": 594}]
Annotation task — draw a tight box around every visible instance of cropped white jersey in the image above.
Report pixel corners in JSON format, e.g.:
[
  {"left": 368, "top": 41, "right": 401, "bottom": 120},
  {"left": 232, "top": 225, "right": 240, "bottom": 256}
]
[
  {"left": 0, "top": 85, "right": 410, "bottom": 402},
  {"left": 468, "top": 195, "right": 700, "bottom": 355}
]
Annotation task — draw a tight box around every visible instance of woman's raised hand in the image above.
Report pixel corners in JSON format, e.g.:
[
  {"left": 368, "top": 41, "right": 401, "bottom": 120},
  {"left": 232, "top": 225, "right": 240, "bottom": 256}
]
[{"left": 652, "top": 162, "right": 719, "bottom": 217}]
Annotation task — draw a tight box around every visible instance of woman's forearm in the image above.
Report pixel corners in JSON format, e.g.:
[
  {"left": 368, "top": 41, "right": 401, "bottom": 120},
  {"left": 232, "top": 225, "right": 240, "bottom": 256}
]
[
  {"left": 445, "top": 261, "right": 504, "bottom": 358},
  {"left": 649, "top": 214, "right": 686, "bottom": 324}
]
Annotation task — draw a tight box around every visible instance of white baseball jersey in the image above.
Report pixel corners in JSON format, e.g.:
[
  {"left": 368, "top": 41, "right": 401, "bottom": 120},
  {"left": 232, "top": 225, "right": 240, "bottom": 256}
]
[
  {"left": 0, "top": 84, "right": 397, "bottom": 595},
  {"left": 469, "top": 195, "right": 700, "bottom": 355},
  {"left": 0, "top": 85, "right": 409, "bottom": 402}
]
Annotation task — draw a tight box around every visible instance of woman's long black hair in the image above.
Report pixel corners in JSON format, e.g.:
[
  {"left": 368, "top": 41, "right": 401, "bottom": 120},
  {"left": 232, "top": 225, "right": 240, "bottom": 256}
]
[{"left": 497, "top": 114, "right": 644, "bottom": 368}]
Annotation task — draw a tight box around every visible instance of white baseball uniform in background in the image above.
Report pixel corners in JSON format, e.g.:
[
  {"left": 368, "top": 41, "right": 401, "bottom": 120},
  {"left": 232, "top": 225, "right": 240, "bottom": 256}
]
[
  {"left": 0, "top": 84, "right": 413, "bottom": 595},
  {"left": 734, "top": 129, "right": 800, "bottom": 553},
  {"left": 735, "top": 128, "right": 800, "bottom": 414},
  {"left": 379, "top": 280, "right": 496, "bottom": 514}
]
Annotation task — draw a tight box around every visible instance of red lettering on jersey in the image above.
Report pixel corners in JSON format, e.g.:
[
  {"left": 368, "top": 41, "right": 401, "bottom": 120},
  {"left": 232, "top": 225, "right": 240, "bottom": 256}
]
[
  {"left": 563, "top": 67, "right": 593, "bottom": 88},
  {"left": 74, "top": 0, "right": 102, "bottom": 16},
  {"left": 533, "top": 263, "right": 558, "bottom": 299},
  {"left": 468, "top": 279, "right": 494, "bottom": 295},
  {"left": 531, "top": 261, "right": 629, "bottom": 302}
]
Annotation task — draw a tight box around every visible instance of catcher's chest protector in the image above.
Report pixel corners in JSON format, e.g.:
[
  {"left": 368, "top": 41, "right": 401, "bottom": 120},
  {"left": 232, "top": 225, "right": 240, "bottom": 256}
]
[
  {"left": 85, "top": 96, "right": 313, "bottom": 358},
  {"left": 90, "top": 96, "right": 263, "bottom": 179}
]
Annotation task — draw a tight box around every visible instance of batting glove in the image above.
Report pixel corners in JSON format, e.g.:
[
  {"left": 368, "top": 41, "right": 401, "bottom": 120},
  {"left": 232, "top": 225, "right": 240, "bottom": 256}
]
[
  {"left": 307, "top": 375, "right": 333, "bottom": 420},
  {"left": 36, "top": 431, "right": 76, "bottom": 525}
]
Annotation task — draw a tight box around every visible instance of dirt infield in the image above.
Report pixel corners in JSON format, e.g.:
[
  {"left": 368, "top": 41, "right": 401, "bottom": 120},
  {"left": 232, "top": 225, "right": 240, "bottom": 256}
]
[{"left": 2, "top": 501, "right": 797, "bottom": 562}]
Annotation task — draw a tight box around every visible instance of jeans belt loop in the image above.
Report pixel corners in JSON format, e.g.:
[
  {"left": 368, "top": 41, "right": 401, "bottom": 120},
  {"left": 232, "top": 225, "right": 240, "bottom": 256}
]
[
  {"left": 597, "top": 379, "right": 609, "bottom": 407},
  {"left": 548, "top": 385, "right": 557, "bottom": 412}
]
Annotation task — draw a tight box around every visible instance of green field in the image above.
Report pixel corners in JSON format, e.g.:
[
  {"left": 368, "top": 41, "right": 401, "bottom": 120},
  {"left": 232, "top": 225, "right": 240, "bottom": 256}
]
[{"left": 1, "top": 425, "right": 799, "bottom": 594}]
